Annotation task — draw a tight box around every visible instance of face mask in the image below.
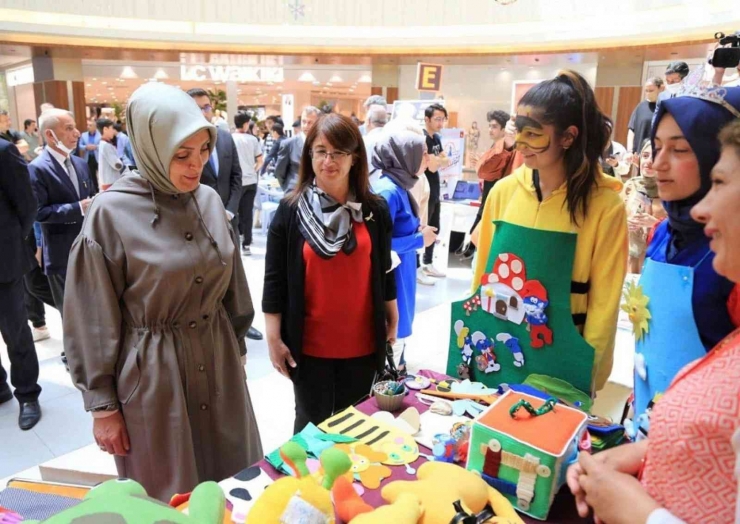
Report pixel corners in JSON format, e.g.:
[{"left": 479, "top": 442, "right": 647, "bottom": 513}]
[
  {"left": 665, "top": 82, "right": 682, "bottom": 95},
  {"left": 49, "top": 130, "right": 75, "bottom": 156}
]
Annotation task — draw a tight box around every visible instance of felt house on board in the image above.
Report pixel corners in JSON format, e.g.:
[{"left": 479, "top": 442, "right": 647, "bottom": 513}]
[
  {"left": 466, "top": 391, "right": 588, "bottom": 520},
  {"left": 480, "top": 253, "right": 526, "bottom": 324}
]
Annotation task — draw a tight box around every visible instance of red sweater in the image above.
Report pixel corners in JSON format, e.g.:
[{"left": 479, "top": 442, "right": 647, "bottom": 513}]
[{"left": 302, "top": 221, "right": 375, "bottom": 359}]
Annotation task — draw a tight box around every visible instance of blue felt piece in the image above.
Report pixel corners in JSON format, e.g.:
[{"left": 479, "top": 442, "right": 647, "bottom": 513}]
[
  {"left": 299, "top": 422, "right": 336, "bottom": 457},
  {"left": 0, "top": 487, "right": 80, "bottom": 520},
  {"left": 498, "top": 384, "right": 552, "bottom": 400},
  {"left": 481, "top": 474, "right": 518, "bottom": 496}
]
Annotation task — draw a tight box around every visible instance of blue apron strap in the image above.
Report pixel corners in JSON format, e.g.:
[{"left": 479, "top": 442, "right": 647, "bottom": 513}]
[{"left": 693, "top": 248, "right": 713, "bottom": 269}]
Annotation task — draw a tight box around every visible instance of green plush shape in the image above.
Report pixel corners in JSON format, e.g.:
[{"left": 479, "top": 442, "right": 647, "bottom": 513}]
[
  {"left": 23, "top": 478, "right": 225, "bottom": 524},
  {"left": 319, "top": 446, "right": 353, "bottom": 490},
  {"left": 281, "top": 441, "right": 311, "bottom": 477},
  {"left": 447, "top": 221, "right": 595, "bottom": 396}
]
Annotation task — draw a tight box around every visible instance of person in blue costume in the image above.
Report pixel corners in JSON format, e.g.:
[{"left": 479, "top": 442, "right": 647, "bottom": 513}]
[
  {"left": 630, "top": 79, "right": 740, "bottom": 429},
  {"left": 371, "top": 129, "right": 437, "bottom": 373}
]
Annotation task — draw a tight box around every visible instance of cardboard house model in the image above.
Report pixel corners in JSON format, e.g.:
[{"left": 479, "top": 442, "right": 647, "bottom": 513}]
[{"left": 466, "top": 391, "right": 588, "bottom": 520}]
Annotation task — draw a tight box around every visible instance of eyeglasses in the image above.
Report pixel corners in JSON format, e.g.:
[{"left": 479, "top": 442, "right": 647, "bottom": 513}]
[
  {"left": 432, "top": 117, "right": 448, "bottom": 123},
  {"left": 310, "top": 150, "right": 352, "bottom": 162},
  {"left": 200, "top": 104, "right": 213, "bottom": 113}
]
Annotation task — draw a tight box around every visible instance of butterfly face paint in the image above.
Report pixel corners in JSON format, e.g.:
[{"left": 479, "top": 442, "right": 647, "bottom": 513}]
[{"left": 515, "top": 114, "right": 551, "bottom": 154}]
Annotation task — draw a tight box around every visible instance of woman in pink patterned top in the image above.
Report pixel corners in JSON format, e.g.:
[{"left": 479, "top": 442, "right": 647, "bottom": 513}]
[{"left": 566, "top": 119, "right": 740, "bottom": 524}]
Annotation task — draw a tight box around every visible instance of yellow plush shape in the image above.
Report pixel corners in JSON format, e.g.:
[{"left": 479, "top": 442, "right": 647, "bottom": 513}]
[
  {"left": 381, "top": 462, "right": 524, "bottom": 524},
  {"left": 350, "top": 493, "right": 423, "bottom": 524},
  {"left": 246, "top": 476, "right": 334, "bottom": 524}
]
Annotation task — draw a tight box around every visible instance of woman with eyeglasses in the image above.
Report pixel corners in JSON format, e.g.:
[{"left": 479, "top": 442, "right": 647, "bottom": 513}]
[{"left": 263, "top": 113, "right": 399, "bottom": 432}]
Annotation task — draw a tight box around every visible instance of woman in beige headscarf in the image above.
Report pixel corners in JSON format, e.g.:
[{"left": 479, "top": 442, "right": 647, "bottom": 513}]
[{"left": 63, "top": 82, "right": 263, "bottom": 501}]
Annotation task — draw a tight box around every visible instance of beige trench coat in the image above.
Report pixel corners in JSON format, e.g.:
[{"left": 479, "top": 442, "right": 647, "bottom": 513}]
[{"left": 64, "top": 175, "right": 263, "bottom": 501}]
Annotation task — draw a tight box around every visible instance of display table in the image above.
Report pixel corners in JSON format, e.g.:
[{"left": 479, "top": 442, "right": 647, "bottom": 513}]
[{"left": 247, "top": 369, "right": 587, "bottom": 524}]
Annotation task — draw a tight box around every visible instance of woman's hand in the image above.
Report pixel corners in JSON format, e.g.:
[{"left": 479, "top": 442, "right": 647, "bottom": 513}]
[
  {"left": 567, "top": 441, "right": 648, "bottom": 517},
  {"left": 94, "top": 411, "right": 130, "bottom": 456},
  {"left": 629, "top": 213, "right": 659, "bottom": 230},
  {"left": 268, "top": 337, "right": 296, "bottom": 379},
  {"left": 421, "top": 225, "right": 438, "bottom": 247},
  {"left": 577, "top": 452, "right": 660, "bottom": 524}
]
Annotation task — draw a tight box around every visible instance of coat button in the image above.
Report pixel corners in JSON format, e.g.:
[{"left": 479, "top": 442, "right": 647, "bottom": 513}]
[
  {"left": 198, "top": 365, "right": 205, "bottom": 372},
  {"left": 195, "top": 276, "right": 204, "bottom": 284},
  {"left": 185, "top": 232, "right": 193, "bottom": 241},
  {"left": 189, "top": 321, "right": 197, "bottom": 329},
  {"left": 200, "top": 403, "right": 208, "bottom": 411}
]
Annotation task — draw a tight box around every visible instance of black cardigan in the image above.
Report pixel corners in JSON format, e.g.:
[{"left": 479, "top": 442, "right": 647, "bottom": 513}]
[{"left": 262, "top": 196, "right": 397, "bottom": 375}]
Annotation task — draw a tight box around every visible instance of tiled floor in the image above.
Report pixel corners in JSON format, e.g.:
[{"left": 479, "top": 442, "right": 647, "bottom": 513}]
[{"left": 0, "top": 231, "right": 475, "bottom": 484}]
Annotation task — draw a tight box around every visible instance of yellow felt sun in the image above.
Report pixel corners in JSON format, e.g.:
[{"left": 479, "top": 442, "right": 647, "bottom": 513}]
[{"left": 621, "top": 281, "right": 652, "bottom": 341}]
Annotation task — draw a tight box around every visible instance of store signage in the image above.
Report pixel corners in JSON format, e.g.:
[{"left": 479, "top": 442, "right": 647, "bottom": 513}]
[
  {"left": 6, "top": 65, "right": 34, "bottom": 87},
  {"left": 416, "top": 63, "right": 443, "bottom": 92},
  {"left": 180, "top": 65, "right": 284, "bottom": 83}
]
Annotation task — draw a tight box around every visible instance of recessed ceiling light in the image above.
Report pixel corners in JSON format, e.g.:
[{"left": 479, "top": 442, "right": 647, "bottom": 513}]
[
  {"left": 102, "top": 81, "right": 107, "bottom": 85},
  {"left": 326, "top": 82, "right": 333, "bottom": 87},
  {"left": 120, "top": 67, "right": 138, "bottom": 79},
  {"left": 92, "top": 78, "right": 97, "bottom": 80},
  {"left": 329, "top": 74, "right": 343, "bottom": 83},
  {"left": 299, "top": 72, "right": 317, "bottom": 82},
  {"left": 312, "top": 81, "right": 321, "bottom": 86},
  {"left": 154, "top": 68, "right": 169, "bottom": 80},
  {"left": 358, "top": 74, "right": 371, "bottom": 83},
  {"left": 86, "top": 83, "right": 91, "bottom": 87}
]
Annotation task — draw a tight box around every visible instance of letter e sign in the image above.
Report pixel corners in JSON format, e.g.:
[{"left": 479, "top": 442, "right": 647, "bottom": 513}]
[{"left": 416, "top": 63, "right": 443, "bottom": 92}]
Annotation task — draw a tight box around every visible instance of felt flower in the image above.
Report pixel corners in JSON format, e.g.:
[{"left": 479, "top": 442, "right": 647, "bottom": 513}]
[
  {"left": 335, "top": 444, "right": 392, "bottom": 490},
  {"left": 621, "top": 281, "right": 651, "bottom": 341}
]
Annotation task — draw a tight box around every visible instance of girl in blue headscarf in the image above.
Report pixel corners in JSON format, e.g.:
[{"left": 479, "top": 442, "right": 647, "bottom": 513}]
[{"left": 628, "top": 83, "right": 740, "bottom": 432}]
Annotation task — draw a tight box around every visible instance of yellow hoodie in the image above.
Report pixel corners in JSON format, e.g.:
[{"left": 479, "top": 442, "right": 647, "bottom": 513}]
[{"left": 473, "top": 166, "right": 628, "bottom": 391}]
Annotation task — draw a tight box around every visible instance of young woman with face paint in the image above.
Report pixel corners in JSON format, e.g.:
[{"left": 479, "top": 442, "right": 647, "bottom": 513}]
[
  {"left": 627, "top": 87, "right": 740, "bottom": 437},
  {"left": 468, "top": 70, "right": 627, "bottom": 397},
  {"left": 567, "top": 116, "right": 740, "bottom": 524}
]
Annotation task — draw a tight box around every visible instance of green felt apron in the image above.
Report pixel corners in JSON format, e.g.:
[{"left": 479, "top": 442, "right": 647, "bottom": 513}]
[{"left": 448, "top": 221, "right": 595, "bottom": 399}]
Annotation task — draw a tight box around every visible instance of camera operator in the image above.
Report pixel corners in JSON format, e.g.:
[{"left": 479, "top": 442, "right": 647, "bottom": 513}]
[{"left": 709, "top": 31, "right": 740, "bottom": 87}]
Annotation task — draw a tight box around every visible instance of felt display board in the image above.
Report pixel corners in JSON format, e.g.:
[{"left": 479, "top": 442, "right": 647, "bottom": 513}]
[{"left": 447, "top": 221, "right": 595, "bottom": 397}]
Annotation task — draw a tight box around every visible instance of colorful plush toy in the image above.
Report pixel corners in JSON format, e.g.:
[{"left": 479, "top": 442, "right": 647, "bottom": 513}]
[
  {"left": 247, "top": 443, "right": 352, "bottom": 524},
  {"left": 23, "top": 478, "right": 224, "bottom": 524},
  {"left": 331, "top": 475, "right": 373, "bottom": 522},
  {"left": 381, "top": 461, "right": 523, "bottom": 524},
  {"left": 350, "top": 493, "right": 423, "bottom": 524}
]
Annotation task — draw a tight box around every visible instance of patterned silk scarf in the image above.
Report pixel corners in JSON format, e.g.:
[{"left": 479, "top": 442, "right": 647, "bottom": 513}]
[{"left": 297, "top": 185, "right": 364, "bottom": 259}]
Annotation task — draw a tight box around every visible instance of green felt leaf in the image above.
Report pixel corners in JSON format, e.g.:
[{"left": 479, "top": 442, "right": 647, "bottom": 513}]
[{"left": 314, "top": 433, "right": 358, "bottom": 443}]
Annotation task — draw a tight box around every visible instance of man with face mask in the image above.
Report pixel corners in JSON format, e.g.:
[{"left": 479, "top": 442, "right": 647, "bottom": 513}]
[
  {"left": 28, "top": 109, "right": 93, "bottom": 368},
  {"left": 657, "top": 61, "right": 690, "bottom": 104},
  {"left": 627, "top": 77, "right": 665, "bottom": 155}
]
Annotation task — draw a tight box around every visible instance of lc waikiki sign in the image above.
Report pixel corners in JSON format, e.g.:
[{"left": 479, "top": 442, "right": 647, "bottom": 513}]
[
  {"left": 180, "top": 65, "right": 284, "bottom": 83},
  {"left": 416, "top": 63, "right": 443, "bottom": 92}
]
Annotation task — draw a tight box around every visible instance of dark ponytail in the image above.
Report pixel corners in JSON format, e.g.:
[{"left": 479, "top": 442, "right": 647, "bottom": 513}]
[{"left": 519, "top": 70, "right": 612, "bottom": 225}]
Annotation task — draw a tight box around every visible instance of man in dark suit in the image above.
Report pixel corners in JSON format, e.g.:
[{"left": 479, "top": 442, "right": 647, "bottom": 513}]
[
  {"left": 187, "top": 88, "right": 263, "bottom": 341},
  {"left": 274, "top": 106, "right": 320, "bottom": 192},
  {"left": 0, "top": 138, "right": 43, "bottom": 430},
  {"left": 29, "top": 109, "right": 93, "bottom": 365}
]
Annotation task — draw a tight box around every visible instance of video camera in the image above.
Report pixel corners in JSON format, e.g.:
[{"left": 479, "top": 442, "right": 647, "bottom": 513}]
[{"left": 709, "top": 31, "right": 740, "bottom": 69}]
